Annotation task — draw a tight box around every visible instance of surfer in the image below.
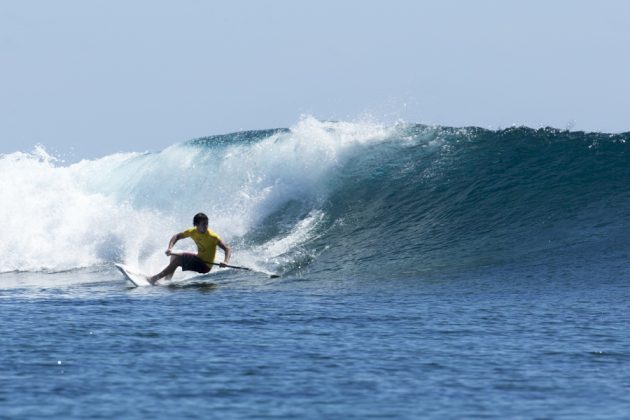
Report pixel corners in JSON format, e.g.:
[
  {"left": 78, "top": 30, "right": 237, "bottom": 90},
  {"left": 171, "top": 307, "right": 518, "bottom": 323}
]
[{"left": 148, "top": 212, "right": 231, "bottom": 285}]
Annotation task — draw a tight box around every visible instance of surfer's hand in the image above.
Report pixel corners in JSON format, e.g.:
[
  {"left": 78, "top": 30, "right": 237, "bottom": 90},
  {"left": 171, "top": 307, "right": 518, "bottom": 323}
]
[{"left": 165, "top": 249, "right": 172, "bottom": 256}]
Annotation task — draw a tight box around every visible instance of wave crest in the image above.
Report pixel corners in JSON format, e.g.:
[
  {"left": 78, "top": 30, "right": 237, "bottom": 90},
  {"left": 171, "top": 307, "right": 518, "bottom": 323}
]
[{"left": 3, "top": 119, "right": 629, "bottom": 279}]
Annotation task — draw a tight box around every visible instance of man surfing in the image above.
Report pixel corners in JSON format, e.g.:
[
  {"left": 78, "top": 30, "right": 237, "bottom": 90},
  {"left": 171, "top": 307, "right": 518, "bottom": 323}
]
[{"left": 148, "top": 212, "right": 231, "bottom": 285}]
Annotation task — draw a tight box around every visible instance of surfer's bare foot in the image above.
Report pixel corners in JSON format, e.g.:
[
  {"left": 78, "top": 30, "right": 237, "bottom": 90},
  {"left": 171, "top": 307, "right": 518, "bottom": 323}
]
[{"left": 147, "top": 276, "right": 157, "bottom": 285}]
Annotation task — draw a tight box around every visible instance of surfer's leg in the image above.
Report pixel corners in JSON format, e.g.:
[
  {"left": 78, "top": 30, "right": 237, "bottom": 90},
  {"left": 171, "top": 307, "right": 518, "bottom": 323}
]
[
  {"left": 149, "top": 256, "right": 183, "bottom": 285},
  {"left": 164, "top": 254, "right": 178, "bottom": 280}
]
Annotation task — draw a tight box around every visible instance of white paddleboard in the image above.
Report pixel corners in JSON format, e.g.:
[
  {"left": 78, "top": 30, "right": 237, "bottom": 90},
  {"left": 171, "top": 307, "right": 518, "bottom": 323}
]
[{"left": 115, "top": 263, "right": 152, "bottom": 287}]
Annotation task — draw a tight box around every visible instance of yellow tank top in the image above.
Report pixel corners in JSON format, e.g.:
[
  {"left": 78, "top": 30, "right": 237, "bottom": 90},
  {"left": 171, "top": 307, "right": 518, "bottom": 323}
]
[{"left": 180, "top": 227, "right": 222, "bottom": 264}]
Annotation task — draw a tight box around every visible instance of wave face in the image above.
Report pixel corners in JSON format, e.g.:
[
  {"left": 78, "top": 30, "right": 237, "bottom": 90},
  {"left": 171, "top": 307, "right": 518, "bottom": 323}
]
[{"left": 2, "top": 117, "right": 630, "bottom": 279}]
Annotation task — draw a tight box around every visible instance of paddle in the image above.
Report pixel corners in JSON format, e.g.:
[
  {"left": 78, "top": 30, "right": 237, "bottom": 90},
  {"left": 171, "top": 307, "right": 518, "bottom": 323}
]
[{"left": 211, "top": 263, "right": 280, "bottom": 279}]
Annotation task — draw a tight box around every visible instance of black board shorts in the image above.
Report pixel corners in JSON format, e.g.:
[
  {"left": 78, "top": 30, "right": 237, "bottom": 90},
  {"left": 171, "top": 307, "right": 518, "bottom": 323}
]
[{"left": 181, "top": 254, "right": 211, "bottom": 274}]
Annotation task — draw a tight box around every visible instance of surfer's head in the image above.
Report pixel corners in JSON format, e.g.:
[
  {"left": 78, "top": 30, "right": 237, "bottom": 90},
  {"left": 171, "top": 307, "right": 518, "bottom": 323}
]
[{"left": 193, "top": 212, "right": 209, "bottom": 232}]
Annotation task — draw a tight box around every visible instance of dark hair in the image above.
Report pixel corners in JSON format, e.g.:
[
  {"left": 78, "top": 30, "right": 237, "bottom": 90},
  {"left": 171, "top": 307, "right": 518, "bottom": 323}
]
[{"left": 193, "top": 212, "right": 209, "bottom": 226}]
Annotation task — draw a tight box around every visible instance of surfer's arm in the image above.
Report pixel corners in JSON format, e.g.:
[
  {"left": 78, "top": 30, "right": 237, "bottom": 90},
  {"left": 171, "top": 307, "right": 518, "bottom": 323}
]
[
  {"left": 165, "top": 233, "right": 185, "bottom": 256},
  {"left": 218, "top": 239, "right": 231, "bottom": 266}
]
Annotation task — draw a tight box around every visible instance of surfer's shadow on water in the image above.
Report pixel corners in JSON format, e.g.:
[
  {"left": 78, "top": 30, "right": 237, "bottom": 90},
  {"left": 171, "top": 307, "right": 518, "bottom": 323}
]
[{"left": 165, "top": 281, "right": 219, "bottom": 292}]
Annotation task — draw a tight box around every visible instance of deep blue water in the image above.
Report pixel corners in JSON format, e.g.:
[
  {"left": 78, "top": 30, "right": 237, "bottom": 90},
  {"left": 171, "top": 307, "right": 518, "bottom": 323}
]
[
  {"left": 2, "top": 118, "right": 630, "bottom": 418},
  {"left": 2, "top": 265, "right": 629, "bottom": 419}
]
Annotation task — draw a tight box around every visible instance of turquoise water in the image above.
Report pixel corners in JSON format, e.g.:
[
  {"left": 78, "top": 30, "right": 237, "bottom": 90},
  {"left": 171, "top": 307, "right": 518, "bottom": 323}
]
[{"left": 2, "top": 118, "right": 630, "bottom": 418}]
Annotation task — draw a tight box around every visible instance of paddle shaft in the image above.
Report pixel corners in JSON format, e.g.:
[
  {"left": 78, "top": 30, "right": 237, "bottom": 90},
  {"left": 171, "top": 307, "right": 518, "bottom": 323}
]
[
  {"left": 211, "top": 262, "right": 252, "bottom": 271},
  {"left": 211, "top": 262, "right": 279, "bottom": 278}
]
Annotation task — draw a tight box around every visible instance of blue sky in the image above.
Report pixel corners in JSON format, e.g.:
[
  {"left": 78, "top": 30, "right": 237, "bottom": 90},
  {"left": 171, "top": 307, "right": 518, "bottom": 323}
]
[{"left": 2, "top": 1, "right": 629, "bottom": 159}]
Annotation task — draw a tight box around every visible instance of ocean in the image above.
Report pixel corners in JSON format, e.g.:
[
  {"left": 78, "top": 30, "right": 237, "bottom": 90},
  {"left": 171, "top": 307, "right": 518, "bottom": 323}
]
[{"left": 2, "top": 116, "right": 629, "bottom": 418}]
